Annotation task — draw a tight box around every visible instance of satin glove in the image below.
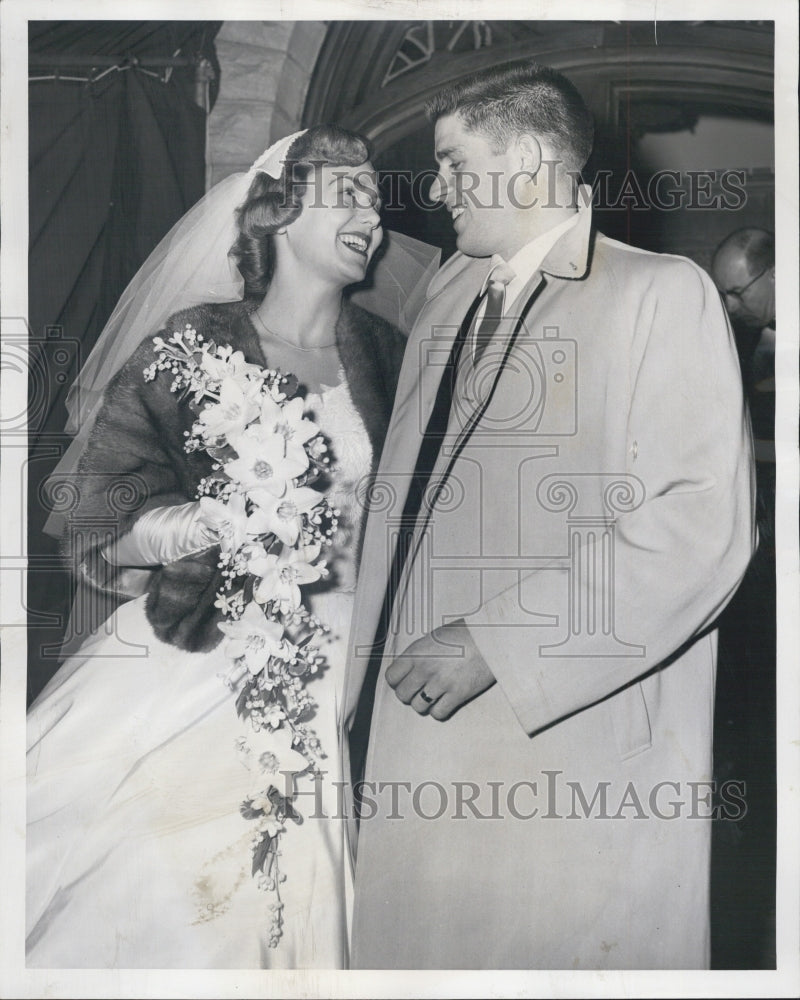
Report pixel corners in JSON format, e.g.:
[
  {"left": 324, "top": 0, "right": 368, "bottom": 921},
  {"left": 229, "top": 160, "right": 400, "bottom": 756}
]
[{"left": 101, "top": 501, "right": 218, "bottom": 567}]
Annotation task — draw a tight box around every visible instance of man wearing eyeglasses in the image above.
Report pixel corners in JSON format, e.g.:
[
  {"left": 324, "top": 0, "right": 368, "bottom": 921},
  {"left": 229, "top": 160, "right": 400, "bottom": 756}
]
[
  {"left": 711, "top": 228, "right": 775, "bottom": 464},
  {"left": 711, "top": 228, "right": 775, "bottom": 335}
]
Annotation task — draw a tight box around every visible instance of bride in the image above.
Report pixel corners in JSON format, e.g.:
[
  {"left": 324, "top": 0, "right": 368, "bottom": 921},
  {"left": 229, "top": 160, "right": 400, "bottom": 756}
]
[{"left": 26, "top": 125, "right": 436, "bottom": 969}]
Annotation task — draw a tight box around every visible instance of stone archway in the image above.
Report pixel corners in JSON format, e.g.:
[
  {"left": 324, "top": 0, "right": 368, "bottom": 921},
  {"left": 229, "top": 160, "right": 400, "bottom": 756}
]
[
  {"left": 303, "top": 20, "right": 773, "bottom": 154},
  {"left": 206, "top": 20, "right": 324, "bottom": 187},
  {"left": 302, "top": 20, "right": 774, "bottom": 264}
]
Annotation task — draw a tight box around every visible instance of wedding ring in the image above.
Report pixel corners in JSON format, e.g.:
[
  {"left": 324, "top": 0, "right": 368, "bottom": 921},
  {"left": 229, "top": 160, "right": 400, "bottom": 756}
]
[{"left": 418, "top": 689, "right": 434, "bottom": 704}]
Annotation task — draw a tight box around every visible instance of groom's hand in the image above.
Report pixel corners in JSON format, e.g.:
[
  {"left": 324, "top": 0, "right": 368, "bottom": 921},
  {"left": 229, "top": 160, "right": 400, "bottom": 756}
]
[{"left": 385, "top": 619, "right": 495, "bottom": 720}]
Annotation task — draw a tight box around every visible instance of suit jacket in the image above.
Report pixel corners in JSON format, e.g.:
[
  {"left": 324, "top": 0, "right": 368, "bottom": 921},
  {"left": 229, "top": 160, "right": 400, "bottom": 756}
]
[
  {"left": 342, "top": 199, "right": 756, "bottom": 969},
  {"left": 64, "top": 298, "right": 405, "bottom": 652}
]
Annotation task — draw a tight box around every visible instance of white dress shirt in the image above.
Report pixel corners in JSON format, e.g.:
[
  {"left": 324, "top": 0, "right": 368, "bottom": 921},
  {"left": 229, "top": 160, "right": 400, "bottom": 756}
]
[
  {"left": 479, "top": 208, "right": 584, "bottom": 310},
  {"left": 468, "top": 206, "right": 584, "bottom": 361}
]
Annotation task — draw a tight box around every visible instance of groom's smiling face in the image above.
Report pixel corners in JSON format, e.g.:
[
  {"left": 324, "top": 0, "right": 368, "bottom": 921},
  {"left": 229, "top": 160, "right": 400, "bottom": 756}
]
[{"left": 431, "top": 113, "right": 521, "bottom": 260}]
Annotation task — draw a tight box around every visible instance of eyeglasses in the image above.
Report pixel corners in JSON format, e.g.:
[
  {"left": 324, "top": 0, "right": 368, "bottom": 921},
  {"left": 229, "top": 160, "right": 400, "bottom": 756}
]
[{"left": 720, "top": 265, "right": 770, "bottom": 301}]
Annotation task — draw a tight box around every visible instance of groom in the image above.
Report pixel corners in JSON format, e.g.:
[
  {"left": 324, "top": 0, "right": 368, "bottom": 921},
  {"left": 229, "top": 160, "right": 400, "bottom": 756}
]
[{"left": 341, "top": 63, "right": 755, "bottom": 968}]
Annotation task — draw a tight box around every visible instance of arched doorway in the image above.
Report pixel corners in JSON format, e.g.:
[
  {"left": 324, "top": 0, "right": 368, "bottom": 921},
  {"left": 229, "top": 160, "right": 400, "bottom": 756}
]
[{"left": 303, "top": 20, "right": 774, "bottom": 265}]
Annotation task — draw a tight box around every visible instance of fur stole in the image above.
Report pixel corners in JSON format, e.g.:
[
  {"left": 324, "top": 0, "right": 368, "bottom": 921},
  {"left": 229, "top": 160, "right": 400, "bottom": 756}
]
[{"left": 67, "top": 299, "right": 405, "bottom": 652}]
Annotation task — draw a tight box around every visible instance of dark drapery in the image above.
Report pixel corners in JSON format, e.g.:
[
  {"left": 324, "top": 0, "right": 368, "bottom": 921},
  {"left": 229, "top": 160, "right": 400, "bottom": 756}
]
[{"left": 27, "top": 22, "right": 221, "bottom": 703}]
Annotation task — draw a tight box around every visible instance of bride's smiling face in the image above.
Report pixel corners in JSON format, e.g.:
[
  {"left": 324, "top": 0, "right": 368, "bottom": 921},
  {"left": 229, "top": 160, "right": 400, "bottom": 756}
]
[{"left": 284, "top": 161, "right": 383, "bottom": 286}]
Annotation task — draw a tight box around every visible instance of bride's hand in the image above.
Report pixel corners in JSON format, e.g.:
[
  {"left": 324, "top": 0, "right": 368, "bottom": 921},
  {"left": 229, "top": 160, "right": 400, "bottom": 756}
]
[{"left": 102, "top": 501, "right": 218, "bottom": 568}]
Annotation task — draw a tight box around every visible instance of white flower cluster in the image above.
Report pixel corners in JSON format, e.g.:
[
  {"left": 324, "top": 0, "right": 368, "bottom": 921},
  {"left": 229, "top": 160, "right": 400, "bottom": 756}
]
[{"left": 147, "top": 325, "right": 338, "bottom": 949}]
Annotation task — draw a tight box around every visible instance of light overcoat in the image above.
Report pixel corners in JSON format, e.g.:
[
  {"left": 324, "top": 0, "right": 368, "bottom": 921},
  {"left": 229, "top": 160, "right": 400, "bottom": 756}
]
[{"left": 341, "top": 201, "right": 756, "bottom": 969}]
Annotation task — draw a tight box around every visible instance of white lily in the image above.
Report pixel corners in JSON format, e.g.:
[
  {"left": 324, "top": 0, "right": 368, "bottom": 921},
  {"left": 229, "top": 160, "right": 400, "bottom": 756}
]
[
  {"left": 226, "top": 425, "right": 308, "bottom": 496},
  {"left": 199, "top": 492, "right": 276, "bottom": 553},
  {"left": 197, "top": 376, "right": 260, "bottom": 443},
  {"left": 218, "top": 601, "right": 285, "bottom": 675},
  {"left": 250, "top": 543, "right": 323, "bottom": 609},
  {"left": 259, "top": 394, "right": 319, "bottom": 464},
  {"left": 248, "top": 485, "right": 323, "bottom": 546},
  {"left": 199, "top": 346, "right": 262, "bottom": 383},
  {"left": 246, "top": 727, "right": 310, "bottom": 779}
]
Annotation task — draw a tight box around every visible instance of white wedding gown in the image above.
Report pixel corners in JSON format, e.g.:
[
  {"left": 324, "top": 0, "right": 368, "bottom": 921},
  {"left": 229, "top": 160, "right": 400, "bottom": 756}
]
[{"left": 26, "top": 377, "right": 371, "bottom": 969}]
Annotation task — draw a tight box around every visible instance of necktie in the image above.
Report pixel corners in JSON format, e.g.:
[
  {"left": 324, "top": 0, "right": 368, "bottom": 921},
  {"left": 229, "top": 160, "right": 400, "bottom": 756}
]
[{"left": 473, "top": 263, "right": 514, "bottom": 363}]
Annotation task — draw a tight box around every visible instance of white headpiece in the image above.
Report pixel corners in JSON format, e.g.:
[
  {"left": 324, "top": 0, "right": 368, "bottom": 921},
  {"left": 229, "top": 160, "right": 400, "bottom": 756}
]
[{"left": 249, "top": 130, "right": 307, "bottom": 178}]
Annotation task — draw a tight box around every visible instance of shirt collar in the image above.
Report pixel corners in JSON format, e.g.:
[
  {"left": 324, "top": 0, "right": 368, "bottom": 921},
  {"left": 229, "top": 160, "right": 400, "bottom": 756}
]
[{"left": 479, "top": 184, "right": 593, "bottom": 296}]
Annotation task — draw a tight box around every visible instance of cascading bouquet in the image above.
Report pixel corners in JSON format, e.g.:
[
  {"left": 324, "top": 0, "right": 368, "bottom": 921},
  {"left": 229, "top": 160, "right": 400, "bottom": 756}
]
[{"left": 144, "top": 322, "right": 337, "bottom": 947}]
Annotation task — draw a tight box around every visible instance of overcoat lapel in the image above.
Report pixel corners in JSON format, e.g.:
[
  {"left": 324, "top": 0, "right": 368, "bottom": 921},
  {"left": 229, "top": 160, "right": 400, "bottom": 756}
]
[
  {"left": 341, "top": 256, "right": 490, "bottom": 727},
  {"left": 442, "top": 270, "right": 546, "bottom": 461},
  {"left": 381, "top": 269, "right": 548, "bottom": 663}
]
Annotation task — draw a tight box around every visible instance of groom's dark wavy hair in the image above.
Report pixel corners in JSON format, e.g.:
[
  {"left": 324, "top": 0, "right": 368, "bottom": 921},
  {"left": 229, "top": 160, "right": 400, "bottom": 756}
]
[
  {"left": 230, "top": 124, "right": 371, "bottom": 298},
  {"left": 426, "top": 62, "right": 594, "bottom": 172}
]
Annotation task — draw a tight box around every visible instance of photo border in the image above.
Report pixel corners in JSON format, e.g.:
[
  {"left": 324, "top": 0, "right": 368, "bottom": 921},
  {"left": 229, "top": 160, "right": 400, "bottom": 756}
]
[{"left": 2, "top": 1, "right": 798, "bottom": 997}]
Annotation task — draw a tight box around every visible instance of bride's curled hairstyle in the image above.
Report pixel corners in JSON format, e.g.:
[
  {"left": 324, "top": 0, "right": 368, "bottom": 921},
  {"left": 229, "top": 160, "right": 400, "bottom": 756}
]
[{"left": 231, "top": 124, "right": 372, "bottom": 298}]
